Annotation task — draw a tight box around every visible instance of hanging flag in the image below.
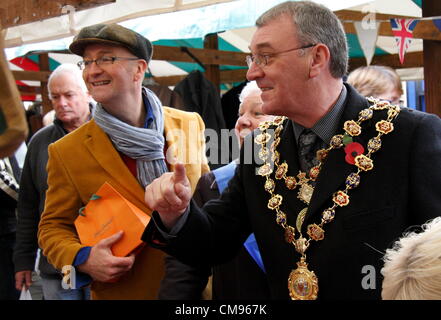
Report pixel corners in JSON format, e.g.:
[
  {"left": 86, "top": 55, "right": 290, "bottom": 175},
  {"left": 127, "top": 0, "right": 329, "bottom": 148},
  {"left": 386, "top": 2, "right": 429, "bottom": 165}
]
[
  {"left": 433, "top": 19, "right": 441, "bottom": 32},
  {"left": 390, "top": 18, "right": 419, "bottom": 64},
  {"left": 354, "top": 21, "right": 379, "bottom": 66}
]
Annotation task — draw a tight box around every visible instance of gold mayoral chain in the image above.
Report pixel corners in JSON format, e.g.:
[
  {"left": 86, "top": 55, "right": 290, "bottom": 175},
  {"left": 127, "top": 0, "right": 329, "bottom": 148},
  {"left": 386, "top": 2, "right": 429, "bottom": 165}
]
[{"left": 254, "top": 97, "right": 400, "bottom": 300}]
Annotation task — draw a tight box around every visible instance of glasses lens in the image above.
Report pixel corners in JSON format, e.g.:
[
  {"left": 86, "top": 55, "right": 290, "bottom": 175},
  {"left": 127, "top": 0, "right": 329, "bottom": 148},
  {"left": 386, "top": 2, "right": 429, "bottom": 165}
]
[{"left": 246, "top": 55, "right": 253, "bottom": 67}]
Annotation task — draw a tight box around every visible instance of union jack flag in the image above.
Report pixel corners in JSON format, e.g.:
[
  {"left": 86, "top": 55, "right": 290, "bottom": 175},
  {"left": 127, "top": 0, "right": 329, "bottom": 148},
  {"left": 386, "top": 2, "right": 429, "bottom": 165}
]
[{"left": 390, "top": 18, "right": 419, "bottom": 64}]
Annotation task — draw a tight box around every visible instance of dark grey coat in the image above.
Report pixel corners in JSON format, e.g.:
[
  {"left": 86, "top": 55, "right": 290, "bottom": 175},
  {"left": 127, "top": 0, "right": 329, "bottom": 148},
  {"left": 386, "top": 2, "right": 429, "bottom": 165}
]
[
  {"left": 13, "top": 120, "right": 67, "bottom": 278},
  {"left": 144, "top": 84, "right": 441, "bottom": 300}
]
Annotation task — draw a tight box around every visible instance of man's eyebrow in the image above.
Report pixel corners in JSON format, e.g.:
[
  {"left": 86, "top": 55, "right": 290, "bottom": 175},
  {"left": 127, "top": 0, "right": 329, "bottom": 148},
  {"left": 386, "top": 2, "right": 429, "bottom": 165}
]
[
  {"left": 84, "top": 50, "right": 114, "bottom": 57},
  {"left": 248, "top": 42, "right": 274, "bottom": 52}
]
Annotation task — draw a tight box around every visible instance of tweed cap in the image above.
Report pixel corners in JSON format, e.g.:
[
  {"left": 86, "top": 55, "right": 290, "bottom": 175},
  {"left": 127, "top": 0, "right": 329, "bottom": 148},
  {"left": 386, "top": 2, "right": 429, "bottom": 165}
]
[{"left": 69, "top": 23, "right": 153, "bottom": 62}]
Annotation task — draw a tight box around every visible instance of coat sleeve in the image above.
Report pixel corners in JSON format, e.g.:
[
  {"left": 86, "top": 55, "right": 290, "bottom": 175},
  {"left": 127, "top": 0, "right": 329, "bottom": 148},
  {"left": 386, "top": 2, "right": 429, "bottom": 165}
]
[
  {"left": 158, "top": 254, "right": 211, "bottom": 300},
  {"left": 408, "top": 112, "right": 441, "bottom": 225},
  {"left": 13, "top": 143, "right": 40, "bottom": 272},
  {"left": 37, "top": 143, "right": 85, "bottom": 270},
  {"left": 143, "top": 157, "right": 252, "bottom": 268}
]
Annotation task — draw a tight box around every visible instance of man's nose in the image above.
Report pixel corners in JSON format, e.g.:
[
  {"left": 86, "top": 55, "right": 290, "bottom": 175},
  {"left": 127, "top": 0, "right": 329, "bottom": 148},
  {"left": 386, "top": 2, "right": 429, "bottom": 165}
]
[{"left": 246, "top": 62, "right": 264, "bottom": 81}]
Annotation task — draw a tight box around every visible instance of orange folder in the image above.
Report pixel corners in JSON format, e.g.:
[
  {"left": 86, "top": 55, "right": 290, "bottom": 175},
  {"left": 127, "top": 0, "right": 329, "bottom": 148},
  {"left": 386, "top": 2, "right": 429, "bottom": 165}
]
[{"left": 74, "top": 182, "right": 150, "bottom": 257}]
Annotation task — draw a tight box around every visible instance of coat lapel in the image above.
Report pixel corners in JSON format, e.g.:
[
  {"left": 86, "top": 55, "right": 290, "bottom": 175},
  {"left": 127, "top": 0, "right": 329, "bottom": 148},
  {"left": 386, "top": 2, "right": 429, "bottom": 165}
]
[
  {"left": 163, "top": 108, "right": 183, "bottom": 172},
  {"left": 83, "top": 120, "right": 145, "bottom": 207},
  {"left": 272, "top": 120, "right": 310, "bottom": 227},
  {"left": 305, "top": 85, "right": 371, "bottom": 223}
]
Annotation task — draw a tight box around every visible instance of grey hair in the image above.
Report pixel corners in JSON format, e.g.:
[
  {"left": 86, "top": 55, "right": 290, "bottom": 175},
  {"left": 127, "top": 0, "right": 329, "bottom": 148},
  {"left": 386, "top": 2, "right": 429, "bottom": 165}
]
[
  {"left": 238, "top": 81, "right": 261, "bottom": 103},
  {"left": 48, "top": 63, "right": 88, "bottom": 98},
  {"left": 256, "top": 1, "right": 348, "bottom": 78}
]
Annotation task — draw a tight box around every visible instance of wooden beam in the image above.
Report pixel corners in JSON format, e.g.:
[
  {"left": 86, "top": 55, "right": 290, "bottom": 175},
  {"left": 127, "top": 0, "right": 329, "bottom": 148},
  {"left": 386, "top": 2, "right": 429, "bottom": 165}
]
[
  {"left": 153, "top": 75, "right": 187, "bottom": 87},
  {"left": 336, "top": 9, "right": 441, "bottom": 41},
  {"left": 0, "top": 0, "right": 115, "bottom": 29},
  {"left": 12, "top": 70, "right": 51, "bottom": 82},
  {"left": 153, "top": 45, "right": 248, "bottom": 66},
  {"left": 335, "top": 9, "right": 419, "bottom": 21},
  {"left": 348, "top": 51, "right": 423, "bottom": 72},
  {"left": 344, "top": 20, "right": 441, "bottom": 41},
  {"left": 204, "top": 33, "right": 220, "bottom": 93},
  {"left": 17, "top": 85, "right": 41, "bottom": 95},
  {"left": 153, "top": 68, "right": 248, "bottom": 87},
  {"left": 219, "top": 69, "right": 248, "bottom": 83},
  {"left": 38, "top": 53, "right": 51, "bottom": 114},
  {"left": 423, "top": 0, "right": 441, "bottom": 117}
]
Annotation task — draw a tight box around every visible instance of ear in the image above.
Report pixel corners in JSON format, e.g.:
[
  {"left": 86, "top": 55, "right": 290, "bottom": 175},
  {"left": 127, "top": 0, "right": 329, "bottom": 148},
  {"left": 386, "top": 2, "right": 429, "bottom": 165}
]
[
  {"left": 134, "top": 59, "right": 148, "bottom": 82},
  {"left": 309, "top": 44, "right": 330, "bottom": 78}
]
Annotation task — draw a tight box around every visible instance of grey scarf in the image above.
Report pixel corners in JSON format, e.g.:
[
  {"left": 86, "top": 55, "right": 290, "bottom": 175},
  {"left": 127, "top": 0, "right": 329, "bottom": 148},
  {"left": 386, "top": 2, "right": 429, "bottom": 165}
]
[{"left": 94, "top": 87, "right": 168, "bottom": 188}]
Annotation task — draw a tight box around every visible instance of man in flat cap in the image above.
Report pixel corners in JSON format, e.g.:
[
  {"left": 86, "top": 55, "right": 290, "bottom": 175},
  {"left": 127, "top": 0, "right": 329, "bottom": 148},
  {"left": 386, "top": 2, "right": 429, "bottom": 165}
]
[{"left": 38, "top": 24, "right": 210, "bottom": 300}]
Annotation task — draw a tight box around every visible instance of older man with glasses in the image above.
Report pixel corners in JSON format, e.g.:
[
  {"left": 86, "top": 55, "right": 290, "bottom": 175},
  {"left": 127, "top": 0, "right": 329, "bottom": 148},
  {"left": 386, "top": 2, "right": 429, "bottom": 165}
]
[
  {"left": 143, "top": 1, "right": 441, "bottom": 300},
  {"left": 38, "top": 24, "right": 209, "bottom": 300}
]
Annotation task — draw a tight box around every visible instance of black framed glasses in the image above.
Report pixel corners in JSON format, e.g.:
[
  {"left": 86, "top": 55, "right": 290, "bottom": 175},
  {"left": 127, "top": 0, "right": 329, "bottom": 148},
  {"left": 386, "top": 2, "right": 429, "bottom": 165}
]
[
  {"left": 246, "top": 43, "right": 316, "bottom": 68},
  {"left": 77, "top": 56, "right": 140, "bottom": 70}
]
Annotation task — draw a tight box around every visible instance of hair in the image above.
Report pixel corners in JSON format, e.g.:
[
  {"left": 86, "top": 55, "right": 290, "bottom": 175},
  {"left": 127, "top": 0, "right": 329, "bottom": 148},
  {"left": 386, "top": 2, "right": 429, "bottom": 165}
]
[
  {"left": 381, "top": 217, "right": 441, "bottom": 300},
  {"left": 256, "top": 1, "right": 348, "bottom": 78},
  {"left": 47, "top": 63, "right": 88, "bottom": 98},
  {"left": 238, "top": 81, "right": 261, "bottom": 103},
  {"left": 347, "top": 65, "right": 403, "bottom": 97}
]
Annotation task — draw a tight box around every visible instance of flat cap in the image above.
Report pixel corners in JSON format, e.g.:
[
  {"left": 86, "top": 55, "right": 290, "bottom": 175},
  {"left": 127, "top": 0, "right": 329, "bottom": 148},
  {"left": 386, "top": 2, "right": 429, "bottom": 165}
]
[{"left": 69, "top": 23, "right": 153, "bottom": 62}]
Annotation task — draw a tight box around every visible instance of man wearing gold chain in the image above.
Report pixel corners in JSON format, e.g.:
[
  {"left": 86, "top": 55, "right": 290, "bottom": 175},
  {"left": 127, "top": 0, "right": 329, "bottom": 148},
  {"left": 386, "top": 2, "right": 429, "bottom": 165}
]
[{"left": 142, "top": 1, "right": 441, "bottom": 300}]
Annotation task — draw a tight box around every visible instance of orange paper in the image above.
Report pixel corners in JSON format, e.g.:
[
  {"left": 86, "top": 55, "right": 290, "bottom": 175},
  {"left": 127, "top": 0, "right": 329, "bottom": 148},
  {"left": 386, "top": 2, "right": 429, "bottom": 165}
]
[{"left": 74, "top": 182, "right": 150, "bottom": 257}]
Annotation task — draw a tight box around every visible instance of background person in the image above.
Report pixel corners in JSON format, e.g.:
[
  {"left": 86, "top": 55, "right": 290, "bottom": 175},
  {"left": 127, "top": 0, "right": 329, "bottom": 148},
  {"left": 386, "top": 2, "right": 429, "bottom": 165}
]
[
  {"left": 159, "top": 81, "right": 273, "bottom": 300},
  {"left": 346, "top": 65, "right": 403, "bottom": 105},
  {"left": 14, "top": 63, "right": 93, "bottom": 300},
  {"left": 37, "top": 24, "right": 209, "bottom": 300},
  {"left": 0, "top": 147, "right": 25, "bottom": 300},
  {"left": 381, "top": 217, "right": 441, "bottom": 300},
  {"left": 142, "top": 1, "right": 441, "bottom": 300}
]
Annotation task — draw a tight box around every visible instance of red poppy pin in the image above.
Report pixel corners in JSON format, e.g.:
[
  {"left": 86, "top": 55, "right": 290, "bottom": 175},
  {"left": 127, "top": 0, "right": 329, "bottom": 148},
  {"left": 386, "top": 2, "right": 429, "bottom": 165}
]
[{"left": 344, "top": 142, "right": 365, "bottom": 165}]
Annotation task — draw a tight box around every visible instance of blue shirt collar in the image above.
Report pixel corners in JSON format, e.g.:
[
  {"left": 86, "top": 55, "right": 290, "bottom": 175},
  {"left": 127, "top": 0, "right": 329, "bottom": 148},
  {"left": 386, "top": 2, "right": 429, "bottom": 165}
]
[{"left": 142, "top": 89, "right": 155, "bottom": 129}]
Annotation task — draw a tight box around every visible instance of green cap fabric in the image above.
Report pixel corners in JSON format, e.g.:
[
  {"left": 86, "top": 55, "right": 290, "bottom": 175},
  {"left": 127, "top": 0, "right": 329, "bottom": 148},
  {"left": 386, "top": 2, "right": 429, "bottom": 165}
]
[{"left": 69, "top": 23, "right": 153, "bottom": 62}]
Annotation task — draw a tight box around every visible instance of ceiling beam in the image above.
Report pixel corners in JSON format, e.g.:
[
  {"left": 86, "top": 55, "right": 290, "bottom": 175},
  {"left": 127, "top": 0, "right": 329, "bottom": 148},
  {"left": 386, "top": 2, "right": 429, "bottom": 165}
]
[
  {"left": 12, "top": 70, "right": 50, "bottom": 82},
  {"left": 335, "top": 9, "right": 419, "bottom": 21},
  {"left": 0, "top": 0, "right": 115, "bottom": 29},
  {"left": 337, "top": 9, "right": 441, "bottom": 41},
  {"left": 423, "top": 0, "right": 441, "bottom": 117},
  {"left": 153, "top": 45, "right": 248, "bottom": 66},
  {"left": 348, "top": 51, "right": 423, "bottom": 72},
  {"left": 344, "top": 20, "right": 441, "bottom": 41},
  {"left": 17, "top": 85, "right": 41, "bottom": 95},
  {"left": 153, "top": 69, "right": 248, "bottom": 87}
]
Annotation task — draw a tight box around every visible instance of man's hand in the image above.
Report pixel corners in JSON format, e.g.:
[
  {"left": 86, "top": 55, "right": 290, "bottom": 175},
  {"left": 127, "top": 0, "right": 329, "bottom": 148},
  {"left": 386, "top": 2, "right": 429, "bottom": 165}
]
[
  {"left": 77, "top": 231, "right": 135, "bottom": 283},
  {"left": 15, "top": 270, "right": 33, "bottom": 291},
  {"left": 144, "top": 163, "right": 191, "bottom": 230}
]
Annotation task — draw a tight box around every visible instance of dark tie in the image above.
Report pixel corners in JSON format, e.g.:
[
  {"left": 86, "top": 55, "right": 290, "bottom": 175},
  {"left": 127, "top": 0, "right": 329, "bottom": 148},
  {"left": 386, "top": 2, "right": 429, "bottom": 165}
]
[{"left": 298, "top": 129, "right": 320, "bottom": 173}]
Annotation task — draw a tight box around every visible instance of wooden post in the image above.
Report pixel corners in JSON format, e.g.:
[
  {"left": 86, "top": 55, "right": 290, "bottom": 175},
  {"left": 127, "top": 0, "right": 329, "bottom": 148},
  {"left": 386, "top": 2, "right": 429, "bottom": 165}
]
[
  {"left": 38, "top": 53, "right": 52, "bottom": 115},
  {"left": 0, "top": 27, "right": 28, "bottom": 156},
  {"left": 422, "top": 0, "right": 441, "bottom": 116},
  {"left": 204, "top": 33, "right": 220, "bottom": 94}
]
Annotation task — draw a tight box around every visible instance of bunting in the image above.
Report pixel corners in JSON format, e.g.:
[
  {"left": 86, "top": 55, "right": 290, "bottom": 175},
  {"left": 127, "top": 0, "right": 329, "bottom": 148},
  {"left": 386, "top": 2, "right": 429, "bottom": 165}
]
[
  {"left": 354, "top": 21, "right": 379, "bottom": 65},
  {"left": 390, "top": 18, "right": 419, "bottom": 64}
]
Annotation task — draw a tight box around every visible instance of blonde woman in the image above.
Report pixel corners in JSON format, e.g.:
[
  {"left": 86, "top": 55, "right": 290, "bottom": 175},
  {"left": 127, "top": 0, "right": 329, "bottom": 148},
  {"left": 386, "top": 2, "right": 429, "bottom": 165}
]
[{"left": 347, "top": 65, "right": 403, "bottom": 105}]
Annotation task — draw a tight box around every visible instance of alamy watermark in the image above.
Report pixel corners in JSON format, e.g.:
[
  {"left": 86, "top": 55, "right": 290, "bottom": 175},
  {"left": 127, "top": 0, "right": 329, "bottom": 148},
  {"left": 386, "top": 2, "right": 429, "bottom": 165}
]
[{"left": 361, "top": 264, "right": 376, "bottom": 290}]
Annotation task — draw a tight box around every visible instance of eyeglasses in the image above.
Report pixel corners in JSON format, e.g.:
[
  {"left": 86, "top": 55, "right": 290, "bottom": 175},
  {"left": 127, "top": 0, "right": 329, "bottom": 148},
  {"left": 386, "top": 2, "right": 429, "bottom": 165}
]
[
  {"left": 77, "top": 56, "right": 139, "bottom": 70},
  {"left": 246, "top": 44, "right": 316, "bottom": 68}
]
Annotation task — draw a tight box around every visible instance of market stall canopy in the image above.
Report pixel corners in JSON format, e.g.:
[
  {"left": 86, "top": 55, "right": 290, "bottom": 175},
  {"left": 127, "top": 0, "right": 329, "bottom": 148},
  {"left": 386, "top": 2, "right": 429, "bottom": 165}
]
[
  {"left": 4, "top": 1, "right": 426, "bottom": 71},
  {"left": 3, "top": 0, "right": 433, "bottom": 96}
]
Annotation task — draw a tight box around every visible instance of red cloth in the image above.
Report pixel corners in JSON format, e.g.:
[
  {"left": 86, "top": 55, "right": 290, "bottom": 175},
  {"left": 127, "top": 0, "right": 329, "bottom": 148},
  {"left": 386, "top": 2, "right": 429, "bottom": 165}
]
[{"left": 120, "top": 153, "right": 137, "bottom": 177}]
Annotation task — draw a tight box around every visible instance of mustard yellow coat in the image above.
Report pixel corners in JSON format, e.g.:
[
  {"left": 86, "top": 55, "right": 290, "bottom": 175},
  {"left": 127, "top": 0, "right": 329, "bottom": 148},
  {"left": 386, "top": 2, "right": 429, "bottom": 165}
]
[{"left": 38, "top": 107, "right": 209, "bottom": 300}]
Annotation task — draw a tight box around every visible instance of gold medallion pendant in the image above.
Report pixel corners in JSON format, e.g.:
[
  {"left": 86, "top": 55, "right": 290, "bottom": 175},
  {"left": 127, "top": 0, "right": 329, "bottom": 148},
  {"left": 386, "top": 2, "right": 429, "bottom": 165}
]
[{"left": 287, "top": 257, "right": 318, "bottom": 300}]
